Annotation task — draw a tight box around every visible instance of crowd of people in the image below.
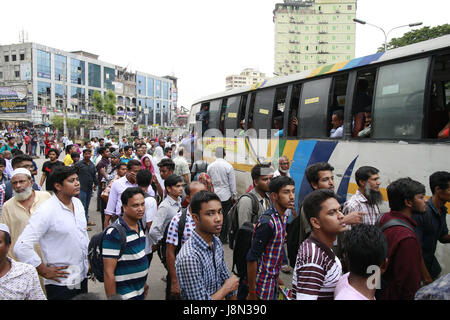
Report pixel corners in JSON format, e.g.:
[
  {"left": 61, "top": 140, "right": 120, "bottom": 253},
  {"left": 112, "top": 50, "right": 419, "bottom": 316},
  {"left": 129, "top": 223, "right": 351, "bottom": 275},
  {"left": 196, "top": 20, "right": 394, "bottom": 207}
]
[{"left": 0, "top": 127, "right": 449, "bottom": 301}]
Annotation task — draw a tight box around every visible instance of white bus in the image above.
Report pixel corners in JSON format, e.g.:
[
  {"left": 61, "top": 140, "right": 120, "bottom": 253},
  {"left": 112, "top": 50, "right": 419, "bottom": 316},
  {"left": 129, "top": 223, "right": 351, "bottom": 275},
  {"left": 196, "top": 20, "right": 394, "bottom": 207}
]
[{"left": 189, "top": 35, "right": 450, "bottom": 274}]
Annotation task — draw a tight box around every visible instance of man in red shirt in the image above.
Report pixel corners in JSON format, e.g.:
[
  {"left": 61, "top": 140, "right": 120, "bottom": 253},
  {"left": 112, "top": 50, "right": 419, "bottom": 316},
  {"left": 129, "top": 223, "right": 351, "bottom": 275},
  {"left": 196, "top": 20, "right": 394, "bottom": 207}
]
[{"left": 378, "top": 177, "right": 427, "bottom": 300}]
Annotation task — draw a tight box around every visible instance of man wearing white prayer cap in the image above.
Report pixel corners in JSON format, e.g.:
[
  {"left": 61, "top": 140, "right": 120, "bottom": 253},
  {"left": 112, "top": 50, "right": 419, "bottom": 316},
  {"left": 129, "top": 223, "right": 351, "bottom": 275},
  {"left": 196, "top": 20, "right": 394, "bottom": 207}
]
[{"left": 0, "top": 168, "right": 51, "bottom": 292}]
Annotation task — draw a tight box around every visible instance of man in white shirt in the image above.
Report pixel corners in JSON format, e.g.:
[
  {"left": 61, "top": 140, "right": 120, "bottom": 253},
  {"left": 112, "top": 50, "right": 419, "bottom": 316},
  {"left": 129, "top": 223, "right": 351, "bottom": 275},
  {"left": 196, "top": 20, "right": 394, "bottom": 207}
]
[
  {"left": 173, "top": 147, "right": 190, "bottom": 185},
  {"left": 206, "top": 147, "right": 237, "bottom": 244},
  {"left": 14, "top": 166, "right": 90, "bottom": 300},
  {"left": 330, "top": 110, "right": 344, "bottom": 138},
  {"left": 273, "top": 156, "right": 291, "bottom": 178}
]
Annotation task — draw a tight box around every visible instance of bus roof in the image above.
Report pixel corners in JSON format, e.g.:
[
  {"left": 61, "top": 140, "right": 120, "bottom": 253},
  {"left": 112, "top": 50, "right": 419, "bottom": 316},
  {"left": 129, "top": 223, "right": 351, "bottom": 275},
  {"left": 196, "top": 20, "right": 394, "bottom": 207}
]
[{"left": 192, "top": 34, "right": 450, "bottom": 105}]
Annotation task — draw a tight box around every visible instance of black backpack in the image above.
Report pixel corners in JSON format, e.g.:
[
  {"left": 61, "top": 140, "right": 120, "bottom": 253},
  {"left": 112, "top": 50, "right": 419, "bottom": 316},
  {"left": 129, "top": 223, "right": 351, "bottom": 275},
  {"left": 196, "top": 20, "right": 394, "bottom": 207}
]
[
  {"left": 286, "top": 213, "right": 302, "bottom": 269},
  {"left": 228, "top": 192, "right": 260, "bottom": 250},
  {"left": 231, "top": 212, "right": 273, "bottom": 280},
  {"left": 88, "top": 221, "right": 127, "bottom": 283},
  {"left": 157, "top": 207, "right": 188, "bottom": 269}
]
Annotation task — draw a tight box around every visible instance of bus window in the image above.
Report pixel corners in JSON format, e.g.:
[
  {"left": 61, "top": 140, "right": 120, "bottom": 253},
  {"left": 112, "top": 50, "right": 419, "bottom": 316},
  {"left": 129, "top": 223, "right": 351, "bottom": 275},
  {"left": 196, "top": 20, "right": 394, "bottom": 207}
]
[
  {"left": 194, "top": 102, "right": 209, "bottom": 136},
  {"left": 251, "top": 88, "right": 277, "bottom": 137},
  {"left": 238, "top": 94, "right": 248, "bottom": 133},
  {"left": 298, "top": 77, "right": 332, "bottom": 138},
  {"left": 207, "top": 99, "right": 222, "bottom": 132},
  {"left": 219, "top": 98, "right": 227, "bottom": 134},
  {"left": 273, "top": 86, "right": 288, "bottom": 137},
  {"left": 427, "top": 54, "right": 450, "bottom": 139},
  {"left": 372, "top": 58, "right": 430, "bottom": 140},
  {"left": 224, "top": 95, "right": 241, "bottom": 132},
  {"left": 246, "top": 93, "right": 256, "bottom": 130},
  {"left": 288, "top": 84, "right": 301, "bottom": 137},
  {"left": 328, "top": 74, "right": 349, "bottom": 138},
  {"left": 352, "top": 69, "right": 376, "bottom": 138}
]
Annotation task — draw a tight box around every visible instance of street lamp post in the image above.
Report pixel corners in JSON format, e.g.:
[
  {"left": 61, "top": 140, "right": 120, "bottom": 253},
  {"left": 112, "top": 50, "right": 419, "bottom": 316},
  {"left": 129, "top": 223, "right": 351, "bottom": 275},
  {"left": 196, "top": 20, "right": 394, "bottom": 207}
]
[{"left": 353, "top": 18, "right": 422, "bottom": 51}]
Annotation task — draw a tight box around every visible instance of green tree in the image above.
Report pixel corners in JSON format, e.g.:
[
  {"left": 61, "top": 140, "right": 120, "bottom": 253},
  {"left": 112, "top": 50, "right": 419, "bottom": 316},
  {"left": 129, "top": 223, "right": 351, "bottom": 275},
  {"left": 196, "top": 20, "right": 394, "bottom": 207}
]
[
  {"left": 92, "top": 90, "right": 104, "bottom": 113},
  {"left": 379, "top": 24, "right": 450, "bottom": 51},
  {"left": 104, "top": 90, "right": 117, "bottom": 116}
]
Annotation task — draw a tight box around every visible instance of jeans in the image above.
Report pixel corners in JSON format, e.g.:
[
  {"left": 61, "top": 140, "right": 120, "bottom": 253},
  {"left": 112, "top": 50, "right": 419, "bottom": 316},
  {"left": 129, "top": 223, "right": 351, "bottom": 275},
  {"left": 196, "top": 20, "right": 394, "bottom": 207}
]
[
  {"left": 31, "top": 143, "right": 37, "bottom": 156},
  {"left": 45, "top": 278, "right": 88, "bottom": 300},
  {"left": 79, "top": 189, "right": 93, "bottom": 222}
]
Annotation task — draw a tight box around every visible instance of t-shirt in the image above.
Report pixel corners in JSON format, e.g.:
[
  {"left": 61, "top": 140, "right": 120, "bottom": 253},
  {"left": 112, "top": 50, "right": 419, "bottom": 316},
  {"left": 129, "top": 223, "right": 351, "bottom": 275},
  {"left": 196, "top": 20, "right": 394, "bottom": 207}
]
[
  {"left": 42, "top": 160, "right": 64, "bottom": 190},
  {"left": 291, "top": 236, "right": 342, "bottom": 300},
  {"left": 334, "top": 273, "right": 372, "bottom": 300},
  {"left": 63, "top": 154, "right": 73, "bottom": 166}
]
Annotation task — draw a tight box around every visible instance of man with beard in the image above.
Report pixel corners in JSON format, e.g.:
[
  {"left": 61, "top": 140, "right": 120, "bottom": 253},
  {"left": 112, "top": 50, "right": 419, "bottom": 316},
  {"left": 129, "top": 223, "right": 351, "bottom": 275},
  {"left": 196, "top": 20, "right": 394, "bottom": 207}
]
[
  {"left": 0, "top": 168, "right": 51, "bottom": 292},
  {"left": 343, "top": 166, "right": 382, "bottom": 226},
  {"left": 273, "top": 156, "right": 291, "bottom": 178}
]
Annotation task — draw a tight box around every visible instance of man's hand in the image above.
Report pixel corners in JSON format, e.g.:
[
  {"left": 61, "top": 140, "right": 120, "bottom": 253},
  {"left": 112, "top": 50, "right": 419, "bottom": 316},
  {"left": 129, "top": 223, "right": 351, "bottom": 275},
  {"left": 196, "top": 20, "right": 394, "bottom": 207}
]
[
  {"left": 343, "top": 211, "right": 365, "bottom": 225},
  {"left": 144, "top": 284, "right": 149, "bottom": 298},
  {"left": 170, "top": 279, "right": 181, "bottom": 299},
  {"left": 223, "top": 275, "right": 239, "bottom": 294},
  {"left": 37, "top": 264, "right": 69, "bottom": 282},
  {"left": 152, "top": 244, "right": 159, "bottom": 252}
]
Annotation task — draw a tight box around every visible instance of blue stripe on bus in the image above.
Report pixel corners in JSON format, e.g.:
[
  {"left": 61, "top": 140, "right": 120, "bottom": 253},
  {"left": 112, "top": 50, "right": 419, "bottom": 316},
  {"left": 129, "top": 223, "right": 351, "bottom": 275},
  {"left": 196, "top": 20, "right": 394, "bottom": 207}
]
[
  {"left": 358, "top": 52, "right": 385, "bottom": 67},
  {"left": 341, "top": 57, "right": 364, "bottom": 70},
  {"left": 336, "top": 156, "right": 359, "bottom": 205},
  {"left": 292, "top": 141, "right": 338, "bottom": 212}
]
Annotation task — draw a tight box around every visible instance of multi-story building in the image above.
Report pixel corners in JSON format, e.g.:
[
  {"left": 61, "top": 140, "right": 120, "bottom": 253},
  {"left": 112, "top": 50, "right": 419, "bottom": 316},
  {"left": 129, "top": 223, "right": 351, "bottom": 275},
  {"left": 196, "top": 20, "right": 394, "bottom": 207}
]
[
  {"left": 0, "top": 42, "right": 177, "bottom": 128},
  {"left": 225, "top": 68, "right": 268, "bottom": 90},
  {"left": 273, "top": 0, "right": 357, "bottom": 76}
]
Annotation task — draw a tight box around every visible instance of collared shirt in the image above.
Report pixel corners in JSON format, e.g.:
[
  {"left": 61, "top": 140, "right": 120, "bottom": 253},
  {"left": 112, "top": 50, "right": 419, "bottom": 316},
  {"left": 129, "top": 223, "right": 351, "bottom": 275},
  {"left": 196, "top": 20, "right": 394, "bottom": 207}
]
[
  {"left": 330, "top": 125, "right": 343, "bottom": 138},
  {"left": 148, "top": 195, "right": 181, "bottom": 245},
  {"left": 0, "top": 191, "right": 52, "bottom": 261},
  {"left": 236, "top": 188, "right": 271, "bottom": 229},
  {"left": 413, "top": 198, "right": 449, "bottom": 279},
  {"left": 166, "top": 207, "right": 196, "bottom": 247},
  {"left": 342, "top": 190, "right": 381, "bottom": 226},
  {"left": 0, "top": 185, "right": 5, "bottom": 220},
  {"left": 0, "top": 258, "right": 46, "bottom": 300},
  {"left": 273, "top": 170, "right": 291, "bottom": 178},
  {"left": 206, "top": 158, "right": 237, "bottom": 202},
  {"left": 176, "top": 230, "right": 236, "bottom": 300},
  {"left": 105, "top": 176, "right": 137, "bottom": 216},
  {"left": 143, "top": 195, "right": 158, "bottom": 254},
  {"left": 173, "top": 156, "right": 191, "bottom": 184},
  {"left": 74, "top": 159, "right": 98, "bottom": 192},
  {"left": 14, "top": 194, "right": 89, "bottom": 287},
  {"left": 291, "top": 236, "right": 342, "bottom": 300},
  {"left": 102, "top": 217, "right": 149, "bottom": 300},
  {"left": 379, "top": 211, "right": 422, "bottom": 300},
  {"left": 246, "top": 206, "right": 287, "bottom": 300}
]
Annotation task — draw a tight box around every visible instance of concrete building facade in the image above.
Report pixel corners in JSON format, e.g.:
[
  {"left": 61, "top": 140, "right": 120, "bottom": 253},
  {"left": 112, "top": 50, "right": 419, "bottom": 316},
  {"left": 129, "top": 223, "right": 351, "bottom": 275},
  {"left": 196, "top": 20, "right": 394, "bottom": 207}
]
[
  {"left": 0, "top": 42, "right": 177, "bottom": 128},
  {"left": 274, "top": 0, "right": 357, "bottom": 76},
  {"left": 225, "top": 68, "right": 268, "bottom": 90}
]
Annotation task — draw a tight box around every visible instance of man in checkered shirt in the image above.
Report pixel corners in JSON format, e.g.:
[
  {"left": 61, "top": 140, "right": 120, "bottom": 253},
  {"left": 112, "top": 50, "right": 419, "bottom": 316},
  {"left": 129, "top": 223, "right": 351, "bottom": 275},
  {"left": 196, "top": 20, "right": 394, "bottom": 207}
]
[
  {"left": 342, "top": 166, "right": 383, "bottom": 227},
  {"left": 175, "top": 191, "right": 238, "bottom": 300}
]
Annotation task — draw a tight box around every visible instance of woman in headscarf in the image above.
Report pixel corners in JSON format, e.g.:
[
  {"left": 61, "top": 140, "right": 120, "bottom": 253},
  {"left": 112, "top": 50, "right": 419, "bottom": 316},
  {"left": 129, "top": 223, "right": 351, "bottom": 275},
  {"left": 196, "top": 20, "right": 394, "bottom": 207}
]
[
  {"left": 140, "top": 154, "right": 155, "bottom": 174},
  {"left": 197, "top": 172, "right": 214, "bottom": 193}
]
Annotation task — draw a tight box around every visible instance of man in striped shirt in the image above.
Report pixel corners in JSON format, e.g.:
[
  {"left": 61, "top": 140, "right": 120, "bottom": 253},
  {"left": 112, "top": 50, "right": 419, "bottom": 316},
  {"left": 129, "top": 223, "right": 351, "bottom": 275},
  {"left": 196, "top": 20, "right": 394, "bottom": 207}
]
[
  {"left": 343, "top": 166, "right": 382, "bottom": 226},
  {"left": 291, "top": 189, "right": 346, "bottom": 300},
  {"left": 103, "top": 187, "right": 149, "bottom": 300}
]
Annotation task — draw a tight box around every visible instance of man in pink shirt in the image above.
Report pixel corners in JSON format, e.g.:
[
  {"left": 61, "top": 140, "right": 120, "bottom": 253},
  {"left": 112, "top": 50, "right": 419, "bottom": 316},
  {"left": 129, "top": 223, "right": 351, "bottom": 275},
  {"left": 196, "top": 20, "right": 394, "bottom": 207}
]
[{"left": 334, "top": 224, "right": 388, "bottom": 300}]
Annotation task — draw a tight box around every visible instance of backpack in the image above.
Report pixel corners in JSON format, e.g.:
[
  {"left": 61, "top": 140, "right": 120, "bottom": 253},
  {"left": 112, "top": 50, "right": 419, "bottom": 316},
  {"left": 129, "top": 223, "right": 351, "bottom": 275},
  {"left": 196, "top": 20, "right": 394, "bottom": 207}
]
[
  {"left": 231, "top": 212, "right": 273, "bottom": 280},
  {"left": 157, "top": 207, "right": 188, "bottom": 269},
  {"left": 228, "top": 192, "right": 260, "bottom": 250},
  {"left": 88, "top": 220, "right": 127, "bottom": 282}
]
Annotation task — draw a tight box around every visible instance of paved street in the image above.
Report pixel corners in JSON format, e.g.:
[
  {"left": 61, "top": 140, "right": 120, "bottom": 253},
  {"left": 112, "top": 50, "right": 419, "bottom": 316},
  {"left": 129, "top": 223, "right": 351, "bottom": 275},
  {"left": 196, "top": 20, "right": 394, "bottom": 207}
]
[{"left": 32, "top": 150, "right": 293, "bottom": 300}]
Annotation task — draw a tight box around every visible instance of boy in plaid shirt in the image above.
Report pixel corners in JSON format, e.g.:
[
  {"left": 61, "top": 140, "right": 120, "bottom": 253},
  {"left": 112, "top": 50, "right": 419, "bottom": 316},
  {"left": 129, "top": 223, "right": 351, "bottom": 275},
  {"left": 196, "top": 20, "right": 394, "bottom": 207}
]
[{"left": 246, "top": 176, "right": 295, "bottom": 300}]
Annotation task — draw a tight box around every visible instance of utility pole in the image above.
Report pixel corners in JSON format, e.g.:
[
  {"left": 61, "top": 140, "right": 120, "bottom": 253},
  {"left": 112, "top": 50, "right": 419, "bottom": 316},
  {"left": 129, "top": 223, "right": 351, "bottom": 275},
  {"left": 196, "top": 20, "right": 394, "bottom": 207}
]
[{"left": 63, "top": 61, "right": 68, "bottom": 136}]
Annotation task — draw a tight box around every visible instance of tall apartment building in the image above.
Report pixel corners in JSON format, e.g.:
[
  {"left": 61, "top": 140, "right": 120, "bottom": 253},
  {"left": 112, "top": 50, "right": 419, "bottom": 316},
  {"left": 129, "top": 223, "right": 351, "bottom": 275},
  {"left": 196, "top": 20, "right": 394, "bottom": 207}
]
[
  {"left": 225, "top": 68, "right": 268, "bottom": 91},
  {"left": 0, "top": 42, "right": 177, "bottom": 127},
  {"left": 273, "top": 0, "right": 357, "bottom": 76}
]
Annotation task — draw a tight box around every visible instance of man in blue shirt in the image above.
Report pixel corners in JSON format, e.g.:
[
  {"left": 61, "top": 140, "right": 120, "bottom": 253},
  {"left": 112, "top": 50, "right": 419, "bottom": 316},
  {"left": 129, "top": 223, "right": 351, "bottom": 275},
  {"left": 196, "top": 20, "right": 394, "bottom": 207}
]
[
  {"left": 175, "top": 191, "right": 238, "bottom": 300},
  {"left": 413, "top": 171, "right": 450, "bottom": 281}
]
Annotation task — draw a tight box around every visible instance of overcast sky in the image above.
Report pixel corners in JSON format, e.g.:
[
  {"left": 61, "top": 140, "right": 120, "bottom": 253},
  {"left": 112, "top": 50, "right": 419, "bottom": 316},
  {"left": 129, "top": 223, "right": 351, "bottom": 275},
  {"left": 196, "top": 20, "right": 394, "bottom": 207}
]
[{"left": 1, "top": 0, "right": 449, "bottom": 111}]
